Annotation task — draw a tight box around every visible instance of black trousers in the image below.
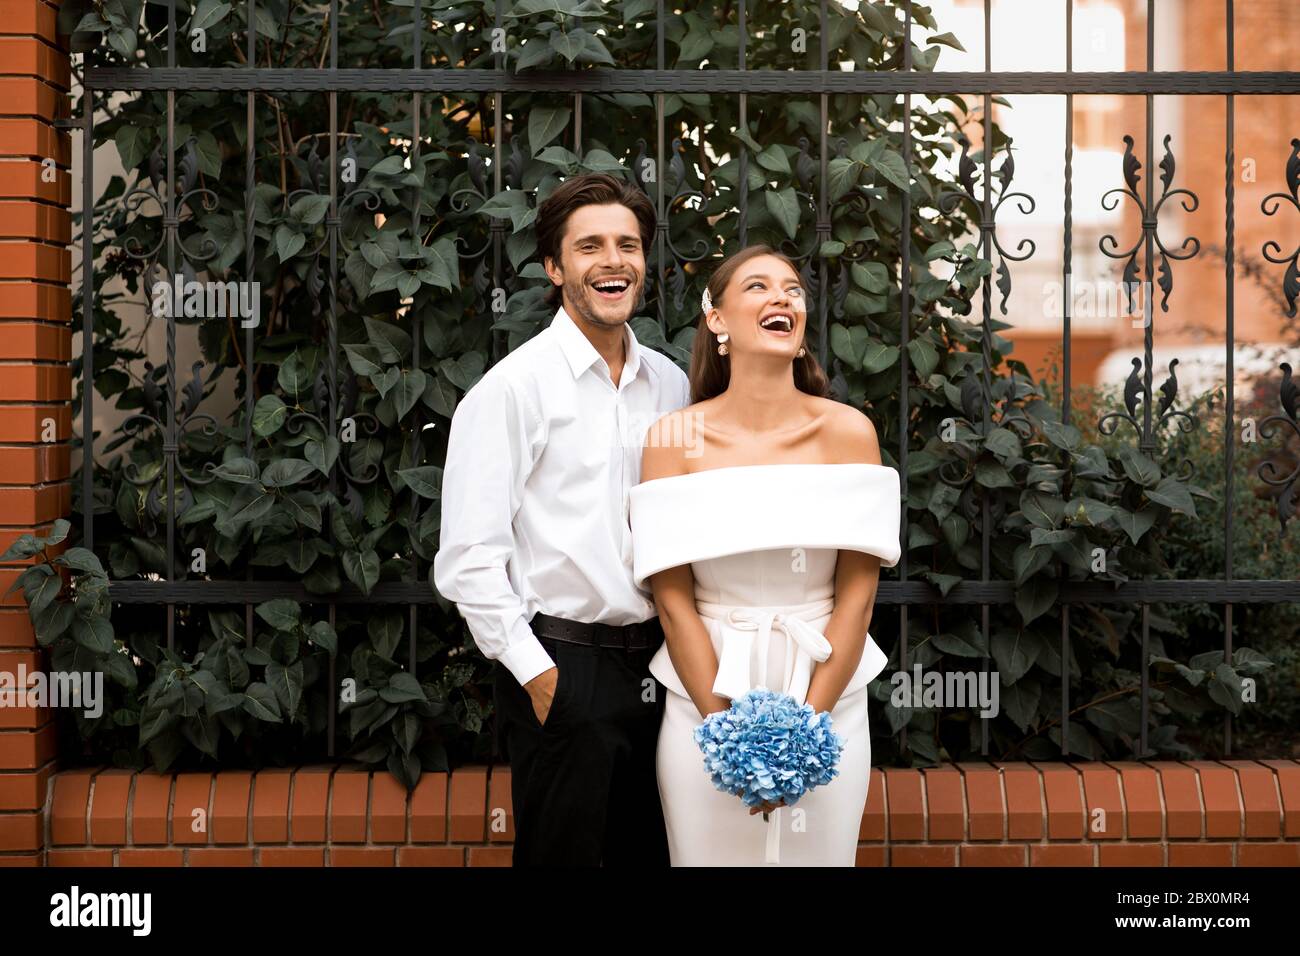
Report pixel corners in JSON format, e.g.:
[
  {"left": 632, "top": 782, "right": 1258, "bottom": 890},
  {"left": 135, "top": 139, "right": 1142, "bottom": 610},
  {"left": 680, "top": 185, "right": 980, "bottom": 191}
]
[{"left": 492, "top": 626, "right": 670, "bottom": 867}]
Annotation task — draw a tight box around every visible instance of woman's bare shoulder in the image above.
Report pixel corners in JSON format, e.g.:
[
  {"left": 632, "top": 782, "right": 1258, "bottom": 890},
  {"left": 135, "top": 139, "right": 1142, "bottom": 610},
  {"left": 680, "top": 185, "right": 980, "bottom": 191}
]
[
  {"left": 819, "top": 399, "right": 882, "bottom": 464},
  {"left": 641, "top": 400, "right": 717, "bottom": 481}
]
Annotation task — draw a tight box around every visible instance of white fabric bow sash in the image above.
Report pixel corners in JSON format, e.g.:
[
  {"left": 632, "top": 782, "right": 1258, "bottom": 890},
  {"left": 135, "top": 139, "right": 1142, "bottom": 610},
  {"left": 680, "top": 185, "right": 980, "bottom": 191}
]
[{"left": 697, "top": 597, "right": 837, "bottom": 706}]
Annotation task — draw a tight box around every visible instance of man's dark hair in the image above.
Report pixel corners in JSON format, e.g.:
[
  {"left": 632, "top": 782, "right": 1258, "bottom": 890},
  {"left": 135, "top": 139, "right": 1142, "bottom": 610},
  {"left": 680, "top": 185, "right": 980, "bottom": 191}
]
[{"left": 534, "top": 172, "right": 656, "bottom": 309}]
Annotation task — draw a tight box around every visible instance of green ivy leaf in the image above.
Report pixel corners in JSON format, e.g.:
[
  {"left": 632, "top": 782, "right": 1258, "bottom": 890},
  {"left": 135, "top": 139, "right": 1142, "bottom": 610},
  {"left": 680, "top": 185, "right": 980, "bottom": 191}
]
[
  {"left": 256, "top": 598, "right": 300, "bottom": 631},
  {"left": 251, "top": 394, "right": 288, "bottom": 436},
  {"left": 993, "top": 621, "right": 1046, "bottom": 676},
  {"left": 280, "top": 495, "right": 323, "bottom": 537},
  {"left": 1064, "top": 496, "right": 1115, "bottom": 527},
  {"left": 1019, "top": 494, "right": 1060, "bottom": 530},
  {"left": 1208, "top": 664, "right": 1245, "bottom": 715},
  {"left": 267, "top": 660, "right": 304, "bottom": 720},
  {"left": 1119, "top": 447, "right": 1161, "bottom": 487},
  {"left": 261, "top": 459, "right": 315, "bottom": 488},
  {"left": 396, "top": 466, "right": 443, "bottom": 499},
  {"left": 678, "top": 24, "right": 714, "bottom": 61},
  {"left": 528, "top": 106, "right": 572, "bottom": 154},
  {"left": 368, "top": 612, "right": 403, "bottom": 660},
  {"left": 1013, "top": 541, "right": 1053, "bottom": 587},
  {"left": 0, "top": 533, "right": 45, "bottom": 562},
  {"left": 392, "top": 369, "right": 426, "bottom": 419},
  {"left": 755, "top": 144, "right": 791, "bottom": 175},
  {"left": 764, "top": 187, "right": 800, "bottom": 240},
  {"left": 364, "top": 317, "right": 413, "bottom": 364},
  {"left": 906, "top": 337, "right": 939, "bottom": 379},
  {"left": 974, "top": 460, "right": 1014, "bottom": 488},
  {"left": 114, "top": 126, "right": 148, "bottom": 170},
  {"left": 304, "top": 438, "right": 340, "bottom": 476},
  {"left": 242, "top": 683, "right": 283, "bottom": 722},
  {"left": 212, "top": 457, "right": 260, "bottom": 484},
  {"left": 826, "top": 157, "right": 858, "bottom": 203},
  {"left": 439, "top": 352, "right": 486, "bottom": 392},
  {"left": 71, "top": 612, "right": 115, "bottom": 654},
  {"left": 863, "top": 147, "right": 910, "bottom": 192},
  {"left": 381, "top": 672, "right": 427, "bottom": 704},
  {"left": 861, "top": 343, "right": 899, "bottom": 375},
  {"left": 372, "top": 365, "right": 400, "bottom": 399},
  {"left": 273, "top": 224, "right": 306, "bottom": 262},
  {"left": 289, "top": 193, "right": 330, "bottom": 226},
  {"left": 850, "top": 261, "right": 890, "bottom": 294},
  {"left": 190, "top": 0, "right": 232, "bottom": 31},
  {"left": 343, "top": 343, "right": 383, "bottom": 378},
  {"left": 417, "top": 237, "right": 460, "bottom": 291},
  {"left": 830, "top": 324, "right": 868, "bottom": 368},
  {"left": 1145, "top": 477, "right": 1196, "bottom": 516},
  {"left": 1039, "top": 418, "right": 1081, "bottom": 451},
  {"left": 307, "top": 621, "right": 338, "bottom": 656},
  {"left": 342, "top": 549, "right": 380, "bottom": 594}
]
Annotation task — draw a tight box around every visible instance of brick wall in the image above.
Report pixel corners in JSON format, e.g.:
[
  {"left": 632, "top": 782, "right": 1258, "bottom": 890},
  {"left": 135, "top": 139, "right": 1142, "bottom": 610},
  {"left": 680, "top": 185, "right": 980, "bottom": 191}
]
[
  {"left": 33, "top": 760, "right": 1300, "bottom": 866},
  {"left": 0, "top": 0, "right": 71, "bottom": 869}
]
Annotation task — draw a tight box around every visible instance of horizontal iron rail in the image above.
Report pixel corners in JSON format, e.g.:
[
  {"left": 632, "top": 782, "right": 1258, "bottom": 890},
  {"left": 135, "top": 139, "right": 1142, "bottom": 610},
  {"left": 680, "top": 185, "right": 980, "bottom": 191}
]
[
  {"left": 106, "top": 580, "right": 1300, "bottom": 604},
  {"left": 85, "top": 68, "right": 1300, "bottom": 95}
]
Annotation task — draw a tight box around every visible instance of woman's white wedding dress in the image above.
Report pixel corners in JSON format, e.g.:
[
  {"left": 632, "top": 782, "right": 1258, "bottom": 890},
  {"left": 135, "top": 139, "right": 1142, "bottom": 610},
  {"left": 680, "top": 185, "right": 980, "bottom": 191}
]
[{"left": 629, "top": 462, "right": 902, "bottom": 866}]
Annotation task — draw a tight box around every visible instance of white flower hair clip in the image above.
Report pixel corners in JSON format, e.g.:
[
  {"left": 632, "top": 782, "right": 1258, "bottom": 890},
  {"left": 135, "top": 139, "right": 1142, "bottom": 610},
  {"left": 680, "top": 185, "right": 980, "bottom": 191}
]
[{"left": 701, "top": 286, "right": 713, "bottom": 315}]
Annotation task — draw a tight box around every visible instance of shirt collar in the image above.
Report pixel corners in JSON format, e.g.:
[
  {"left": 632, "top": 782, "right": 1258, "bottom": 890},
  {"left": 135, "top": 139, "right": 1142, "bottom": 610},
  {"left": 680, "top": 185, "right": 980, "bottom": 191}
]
[{"left": 551, "top": 304, "right": 643, "bottom": 383}]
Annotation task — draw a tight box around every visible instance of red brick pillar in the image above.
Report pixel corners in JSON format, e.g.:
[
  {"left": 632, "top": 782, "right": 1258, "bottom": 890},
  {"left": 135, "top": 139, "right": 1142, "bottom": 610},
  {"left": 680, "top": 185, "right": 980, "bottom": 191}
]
[{"left": 0, "top": 0, "right": 72, "bottom": 867}]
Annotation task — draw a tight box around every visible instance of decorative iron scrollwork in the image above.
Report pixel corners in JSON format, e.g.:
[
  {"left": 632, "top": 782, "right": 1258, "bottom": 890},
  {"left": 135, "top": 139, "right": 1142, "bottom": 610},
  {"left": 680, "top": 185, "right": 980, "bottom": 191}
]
[
  {"left": 1099, "top": 133, "right": 1200, "bottom": 315},
  {"left": 1257, "top": 362, "right": 1299, "bottom": 536},
  {"left": 1261, "top": 137, "right": 1300, "bottom": 318}
]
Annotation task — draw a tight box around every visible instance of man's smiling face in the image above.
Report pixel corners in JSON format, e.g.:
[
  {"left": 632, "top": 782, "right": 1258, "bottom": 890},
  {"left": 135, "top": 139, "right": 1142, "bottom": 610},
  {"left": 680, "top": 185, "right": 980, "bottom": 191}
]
[{"left": 545, "top": 202, "right": 646, "bottom": 328}]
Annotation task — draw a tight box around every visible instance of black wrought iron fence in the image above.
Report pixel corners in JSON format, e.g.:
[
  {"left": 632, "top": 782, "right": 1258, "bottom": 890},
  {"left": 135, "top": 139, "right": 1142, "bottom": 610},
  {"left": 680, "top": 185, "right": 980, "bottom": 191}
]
[{"left": 69, "top": 0, "right": 1300, "bottom": 768}]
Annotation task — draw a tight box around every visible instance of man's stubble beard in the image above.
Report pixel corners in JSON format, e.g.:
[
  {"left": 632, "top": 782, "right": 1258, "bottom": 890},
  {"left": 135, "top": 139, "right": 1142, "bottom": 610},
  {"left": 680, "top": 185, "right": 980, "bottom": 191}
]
[{"left": 564, "top": 273, "right": 643, "bottom": 330}]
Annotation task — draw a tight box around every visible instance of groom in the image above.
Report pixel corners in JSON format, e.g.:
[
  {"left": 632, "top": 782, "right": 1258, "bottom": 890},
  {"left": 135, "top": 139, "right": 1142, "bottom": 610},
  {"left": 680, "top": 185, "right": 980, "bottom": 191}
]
[{"left": 432, "top": 172, "right": 690, "bottom": 866}]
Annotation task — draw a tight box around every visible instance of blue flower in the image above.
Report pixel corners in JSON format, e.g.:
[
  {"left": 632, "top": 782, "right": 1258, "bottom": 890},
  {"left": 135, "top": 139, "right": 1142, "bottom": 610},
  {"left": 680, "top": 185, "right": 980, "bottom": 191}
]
[{"left": 693, "top": 688, "right": 843, "bottom": 808}]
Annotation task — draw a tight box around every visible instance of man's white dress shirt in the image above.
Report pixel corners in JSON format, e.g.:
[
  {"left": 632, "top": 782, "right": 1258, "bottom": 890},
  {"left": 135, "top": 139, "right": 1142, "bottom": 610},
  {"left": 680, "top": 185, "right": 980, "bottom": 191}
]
[{"left": 432, "top": 305, "right": 692, "bottom": 687}]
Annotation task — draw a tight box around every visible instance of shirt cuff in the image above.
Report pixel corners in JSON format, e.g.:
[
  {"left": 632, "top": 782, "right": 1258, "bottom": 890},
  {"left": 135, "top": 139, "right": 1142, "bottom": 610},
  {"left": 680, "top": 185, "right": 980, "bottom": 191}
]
[{"left": 498, "top": 631, "right": 557, "bottom": 687}]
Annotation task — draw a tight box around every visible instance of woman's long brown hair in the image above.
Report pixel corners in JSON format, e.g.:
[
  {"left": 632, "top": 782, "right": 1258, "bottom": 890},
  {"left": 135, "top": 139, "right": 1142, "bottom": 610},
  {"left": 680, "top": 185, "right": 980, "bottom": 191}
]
[{"left": 688, "top": 244, "right": 831, "bottom": 403}]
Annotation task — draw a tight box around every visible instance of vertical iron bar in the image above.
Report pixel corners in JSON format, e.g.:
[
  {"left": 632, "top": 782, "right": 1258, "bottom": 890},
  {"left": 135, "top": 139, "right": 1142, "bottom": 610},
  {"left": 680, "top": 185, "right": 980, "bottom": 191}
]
[
  {"left": 898, "top": 0, "right": 912, "bottom": 756},
  {"left": 165, "top": 0, "right": 177, "bottom": 655},
  {"left": 1223, "top": 0, "right": 1235, "bottom": 756},
  {"left": 816, "top": 0, "right": 829, "bottom": 367},
  {"left": 492, "top": 0, "right": 505, "bottom": 364},
  {"left": 326, "top": 0, "right": 339, "bottom": 756},
  {"left": 572, "top": 14, "right": 583, "bottom": 159},
  {"left": 1061, "top": 0, "right": 1074, "bottom": 754},
  {"left": 81, "top": 85, "right": 94, "bottom": 552},
  {"left": 244, "top": 2, "right": 256, "bottom": 652},
  {"left": 409, "top": 0, "right": 423, "bottom": 672},
  {"left": 737, "top": 0, "right": 747, "bottom": 246},
  {"left": 487, "top": 0, "right": 505, "bottom": 761},
  {"left": 1138, "top": 0, "right": 1156, "bottom": 757},
  {"left": 979, "top": 0, "right": 992, "bottom": 755},
  {"left": 655, "top": 0, "right": 666, "bottom": 336}
]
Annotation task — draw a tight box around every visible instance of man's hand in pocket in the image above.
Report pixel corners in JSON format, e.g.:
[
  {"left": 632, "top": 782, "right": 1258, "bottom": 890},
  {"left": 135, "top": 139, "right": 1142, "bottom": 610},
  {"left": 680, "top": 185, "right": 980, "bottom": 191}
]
[{"left": 523, "top": 665, "right": 559, "bottom": 726}]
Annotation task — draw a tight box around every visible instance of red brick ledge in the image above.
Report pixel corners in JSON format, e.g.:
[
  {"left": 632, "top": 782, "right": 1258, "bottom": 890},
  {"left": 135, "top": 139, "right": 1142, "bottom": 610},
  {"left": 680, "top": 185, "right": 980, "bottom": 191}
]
[{"left": 5, "top": 760, "right": 1298, "bottom": 867}]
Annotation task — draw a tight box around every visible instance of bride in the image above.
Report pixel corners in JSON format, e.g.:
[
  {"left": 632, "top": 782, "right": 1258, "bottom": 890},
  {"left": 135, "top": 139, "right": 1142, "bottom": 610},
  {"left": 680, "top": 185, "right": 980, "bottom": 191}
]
[{"left": 629, "top": 244, "right": 901, "bottom": 866}]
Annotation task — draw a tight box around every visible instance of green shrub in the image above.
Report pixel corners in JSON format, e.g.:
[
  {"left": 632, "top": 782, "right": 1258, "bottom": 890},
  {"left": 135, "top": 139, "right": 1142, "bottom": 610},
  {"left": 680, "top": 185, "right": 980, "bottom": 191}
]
[{"left": 18, "top": 0, "right": 1283, "bottom": 780}]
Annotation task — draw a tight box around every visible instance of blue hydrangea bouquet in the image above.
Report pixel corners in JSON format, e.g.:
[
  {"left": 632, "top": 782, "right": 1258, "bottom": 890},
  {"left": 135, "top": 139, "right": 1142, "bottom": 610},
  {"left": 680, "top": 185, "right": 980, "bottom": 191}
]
[{"left": 694, "top": 687, "right": 843, "bottom": 816}]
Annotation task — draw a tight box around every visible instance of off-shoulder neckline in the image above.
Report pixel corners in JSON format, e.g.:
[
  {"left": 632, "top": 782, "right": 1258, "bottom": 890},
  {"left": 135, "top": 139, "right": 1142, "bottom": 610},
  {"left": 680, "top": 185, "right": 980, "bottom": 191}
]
[{"left": 634, "top": 461, "right": 890, "bottom": 489}]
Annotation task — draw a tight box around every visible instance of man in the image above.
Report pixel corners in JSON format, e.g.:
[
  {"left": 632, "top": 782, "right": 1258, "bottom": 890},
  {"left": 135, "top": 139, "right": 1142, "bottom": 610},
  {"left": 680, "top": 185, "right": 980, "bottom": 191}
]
[{"left": 432, "top": 172, "right": 691, "bottom": 866}]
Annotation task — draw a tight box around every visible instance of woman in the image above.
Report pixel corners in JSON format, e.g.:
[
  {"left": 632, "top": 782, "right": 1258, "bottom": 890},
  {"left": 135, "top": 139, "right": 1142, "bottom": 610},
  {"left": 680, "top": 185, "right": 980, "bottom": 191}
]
[{"left": 629, "top": 244, "right": 901, "bottom": 866}]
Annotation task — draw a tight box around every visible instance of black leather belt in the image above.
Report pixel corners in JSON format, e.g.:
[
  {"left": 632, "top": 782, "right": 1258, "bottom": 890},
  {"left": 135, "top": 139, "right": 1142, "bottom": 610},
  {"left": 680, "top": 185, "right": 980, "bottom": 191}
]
[{"left": 529, "top": 612, "right": 664, "bottom": 650}]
